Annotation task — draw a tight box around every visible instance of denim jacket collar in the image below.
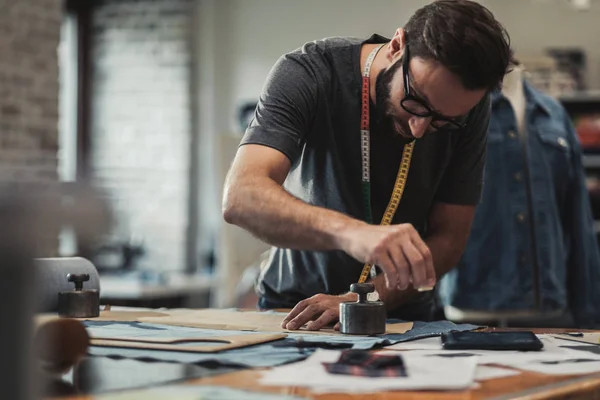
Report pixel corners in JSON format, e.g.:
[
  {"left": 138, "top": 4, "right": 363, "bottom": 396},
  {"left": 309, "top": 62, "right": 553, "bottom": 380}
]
[{"left": 490, "top": 81, "right": 552, "bottom": 117}]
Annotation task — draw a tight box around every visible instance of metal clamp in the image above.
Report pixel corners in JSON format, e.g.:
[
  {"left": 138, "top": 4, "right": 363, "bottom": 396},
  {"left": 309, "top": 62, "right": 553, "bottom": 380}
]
[{"left": 57, "top": 273, "right": 100, "bottom": 318}]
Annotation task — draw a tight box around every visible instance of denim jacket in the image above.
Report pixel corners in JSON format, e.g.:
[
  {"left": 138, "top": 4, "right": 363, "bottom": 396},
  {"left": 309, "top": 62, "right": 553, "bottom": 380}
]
[{"left": 439, "top": 81, "right": 600, "bottom": 328}]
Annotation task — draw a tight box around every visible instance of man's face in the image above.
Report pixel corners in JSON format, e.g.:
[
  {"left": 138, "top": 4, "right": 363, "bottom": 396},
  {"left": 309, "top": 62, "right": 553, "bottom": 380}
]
[{"left": 374, "top": 49, "right": 486, "bottom": 140}]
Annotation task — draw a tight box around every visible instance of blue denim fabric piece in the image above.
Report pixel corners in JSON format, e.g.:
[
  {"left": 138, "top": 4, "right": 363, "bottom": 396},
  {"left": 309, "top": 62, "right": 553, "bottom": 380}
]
[
  {"left": 438, "top": 81, "right": 600, "bottom": 328},
  {"left": 85, "top": 318, "right": 479, "bottom": 366},
  {"left": 84, "top": 320, "right": 387, "bottom": 366},
  {"left": 384, "top": 320, "right": 481, "bottom": 343}
]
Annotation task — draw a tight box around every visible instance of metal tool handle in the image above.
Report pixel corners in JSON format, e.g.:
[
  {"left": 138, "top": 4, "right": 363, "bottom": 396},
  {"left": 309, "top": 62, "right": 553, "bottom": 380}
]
[
  {"left": 67, "top": 273, "right": 90, "bottom": 291},
  {"left": 350, "top": 283, "right": 374, "bottom": 303}
]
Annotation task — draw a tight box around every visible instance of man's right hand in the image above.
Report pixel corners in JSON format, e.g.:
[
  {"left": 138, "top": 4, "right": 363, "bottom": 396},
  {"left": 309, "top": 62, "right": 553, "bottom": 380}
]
[{"left": 338, "top": 223, "right": 436, "bottom": 291}]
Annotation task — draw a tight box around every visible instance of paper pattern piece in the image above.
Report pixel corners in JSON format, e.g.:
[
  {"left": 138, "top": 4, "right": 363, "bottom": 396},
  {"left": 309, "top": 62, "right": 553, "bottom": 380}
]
[
  {"left": 82, "top": 310, "right": 170, "bottom": 321},
  {"left": 96, "top": 384, "right": 308, "bottom": 400},
  {"left": 91, "top": 333, "right": 287, "bottom": 353},
  {"left": 260, "top": 348, "right": 478, "bottom": 393},
  {"left": 85, "top": 321, "right": 313, "bottom": 367},
  {"left": 138, "top": 309, "right": 413, "bottom": 336},
  {"left": 85, "top": 320, "right": 396, "bottom": 350}
]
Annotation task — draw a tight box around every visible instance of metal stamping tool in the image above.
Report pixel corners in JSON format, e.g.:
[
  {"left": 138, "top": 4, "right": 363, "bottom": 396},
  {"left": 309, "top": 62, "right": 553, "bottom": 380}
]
[
  {"left": 339, "top": 283, "right": 386, "bottom": 335},
  {"left": 57, "top": 273, "right": 100, "bottom": 318}
]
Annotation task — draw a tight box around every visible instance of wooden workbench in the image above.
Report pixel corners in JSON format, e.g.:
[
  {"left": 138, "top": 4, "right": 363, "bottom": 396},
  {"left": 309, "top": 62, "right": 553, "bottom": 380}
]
[
  {"left": 192, "top": 367, "right": 600, "bottom": 399},
  {"left": 58, "top": 320, "right": 600, "bottom": 399}
]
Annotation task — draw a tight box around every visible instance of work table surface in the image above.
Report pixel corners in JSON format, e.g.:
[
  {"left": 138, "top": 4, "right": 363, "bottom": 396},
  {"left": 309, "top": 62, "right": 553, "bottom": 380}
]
[{"left": 49, "top": 313, "right": 600, "bottom": 400}]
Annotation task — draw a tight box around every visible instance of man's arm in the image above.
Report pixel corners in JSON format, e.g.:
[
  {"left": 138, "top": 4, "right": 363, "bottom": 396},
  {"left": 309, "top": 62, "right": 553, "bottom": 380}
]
[
  {"left": 222, "top": 144, "right": 361, "bottom": 252},
  {"left": 223, "top": 144, "right": 435, "bottom": 291},
  {"left": 281, "top": 201, "right": 474, "bottom": 330},
  {"left": 369, "top": 202, "right": 475, "bottom": 309}
]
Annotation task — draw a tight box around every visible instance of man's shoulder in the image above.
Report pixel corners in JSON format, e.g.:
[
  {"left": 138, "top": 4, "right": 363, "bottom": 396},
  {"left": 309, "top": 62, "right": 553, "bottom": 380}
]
[
  {"left": 291, "top": 36, "right": 364, "bottom": 55},
  {"left": 272, "top": 37, "right": 363, "bottom": 86},
  {"left": 281, "top": 36, "right": 363, "bottom": 68}
]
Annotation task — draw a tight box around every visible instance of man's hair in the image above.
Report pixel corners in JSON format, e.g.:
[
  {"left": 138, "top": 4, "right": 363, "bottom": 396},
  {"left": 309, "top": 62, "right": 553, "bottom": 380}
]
[{"left": 404, "top": 0, "right": 513, "bottom": 92}]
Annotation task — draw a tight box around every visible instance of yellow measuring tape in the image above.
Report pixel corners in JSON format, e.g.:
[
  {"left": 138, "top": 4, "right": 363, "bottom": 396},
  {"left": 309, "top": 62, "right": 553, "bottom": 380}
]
[
  {"left": 357, "top": 141, "right": 415, "bottom": 283},
  {"left": 357, "top": 43, "right": 416, "bottom": 284}
]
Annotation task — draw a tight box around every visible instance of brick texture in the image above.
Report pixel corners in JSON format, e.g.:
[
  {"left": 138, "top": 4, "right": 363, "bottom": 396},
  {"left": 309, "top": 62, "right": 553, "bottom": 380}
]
[
  {"left": 89, "top": 0, "right": 192, "bottom": 271},
  {"left": 0, "top": 0, "right": 63, "bottom": 255}
]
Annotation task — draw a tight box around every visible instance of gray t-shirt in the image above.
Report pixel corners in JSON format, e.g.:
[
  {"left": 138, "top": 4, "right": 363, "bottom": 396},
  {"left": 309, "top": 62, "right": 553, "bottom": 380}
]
[{"left": 240, "top": 34, "right": 490, "bottom": 317}]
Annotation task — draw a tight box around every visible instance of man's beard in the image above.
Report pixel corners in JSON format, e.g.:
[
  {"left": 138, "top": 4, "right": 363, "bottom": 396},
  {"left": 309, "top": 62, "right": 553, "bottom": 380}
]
[{"left": 374, "top": 58, "right": 414, "bottom": 141}]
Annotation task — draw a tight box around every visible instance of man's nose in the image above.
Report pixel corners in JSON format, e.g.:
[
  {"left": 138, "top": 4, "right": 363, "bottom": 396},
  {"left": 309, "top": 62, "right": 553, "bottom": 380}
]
[{"left": 409, "top": 116, "right": 432, "bottom": 138}]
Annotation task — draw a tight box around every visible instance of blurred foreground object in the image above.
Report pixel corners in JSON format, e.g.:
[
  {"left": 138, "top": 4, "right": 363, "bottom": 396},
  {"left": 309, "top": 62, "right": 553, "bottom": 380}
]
[
  {"left": 34, "top": 316, "right": 90, "bottom": 376},
  {"left": 0, "top": 181, "right": 111, "bottom": 400}
]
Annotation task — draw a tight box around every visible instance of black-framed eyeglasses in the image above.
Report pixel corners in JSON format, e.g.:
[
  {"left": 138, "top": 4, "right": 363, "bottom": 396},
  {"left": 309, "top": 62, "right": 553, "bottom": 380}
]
[{"left": 400, "top": 44, "right": 466, "bottom": 131}]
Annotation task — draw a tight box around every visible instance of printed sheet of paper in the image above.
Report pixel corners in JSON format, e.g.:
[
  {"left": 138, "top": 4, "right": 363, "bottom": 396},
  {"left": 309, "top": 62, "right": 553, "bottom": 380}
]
[
  {"left": 383, "top": 335, "right": 600, "bottom": 372},
  {"left": 475, "top": 365, "right": 521, "bottom": 381},
  {"left": 502, "top": 359, "right": 600, "bottom": 375},
  {"left": 260, "top": 348, "right": 478, "bottom": 393}
]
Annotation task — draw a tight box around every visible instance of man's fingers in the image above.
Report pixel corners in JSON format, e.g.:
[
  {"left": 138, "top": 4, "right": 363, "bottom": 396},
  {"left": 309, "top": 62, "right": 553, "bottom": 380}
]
[
  {"left": 410, "top": 235, "right": 436, "bottom": 286},
  {"left": 401, "top": 240, "right": 427, "bottom": 288},
  {"left": 306, "top": 308, "right": 338, "bottom": 331},
  {"left": 334, "top": 322, "right": 340, "bottom": 331},
  {"left": 281, "top": 298, "right": 313, "bottom": 328},
  {"left": 375, "top": 253, "right": 398, "bottom": 290},
  {"left": 285, "top": 304, "right": 323, "bottom": 330},
  {"left": 387, "top": 246, "right": 410, "bottom": 290}
]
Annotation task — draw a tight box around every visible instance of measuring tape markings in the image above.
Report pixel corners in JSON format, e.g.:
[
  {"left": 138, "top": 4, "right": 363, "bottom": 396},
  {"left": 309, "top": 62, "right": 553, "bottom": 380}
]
[{"left": 357, "top": 43, "right": 415, "bottom": 284}]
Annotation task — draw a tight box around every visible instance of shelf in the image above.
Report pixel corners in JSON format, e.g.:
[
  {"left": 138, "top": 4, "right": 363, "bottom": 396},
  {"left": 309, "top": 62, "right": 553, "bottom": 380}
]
[
  {"left": 559, "top": 90, "right": 600, "bottom": 103},
  {"left": 99, "top": 272, "right": 216, "bottom": 300},
  {"left": 583, "top": 154, "right": 600, "bottom": 168}
]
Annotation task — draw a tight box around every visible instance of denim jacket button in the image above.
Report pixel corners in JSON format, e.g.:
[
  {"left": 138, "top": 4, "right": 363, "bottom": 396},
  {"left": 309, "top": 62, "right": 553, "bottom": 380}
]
[
  {"left": 508, "top": 130, "right": 517, "bottom": 139},
  {"left": 557, "top": 137, "right": 568, "bottom": 148},
  {"left": 517, "top": 213, "right": 526, "bottom": 222},
  {"left": 514, "top": 172, "right": 522, "bottom": 181}
]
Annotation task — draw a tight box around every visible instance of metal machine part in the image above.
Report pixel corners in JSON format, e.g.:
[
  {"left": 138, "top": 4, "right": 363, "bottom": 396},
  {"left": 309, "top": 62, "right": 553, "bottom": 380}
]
[
  {"left": 339, "top": 283, "right": 386, "bottom": 335},
  {"left": 57, "top": 274, "right": 99, "bottom": 318}
]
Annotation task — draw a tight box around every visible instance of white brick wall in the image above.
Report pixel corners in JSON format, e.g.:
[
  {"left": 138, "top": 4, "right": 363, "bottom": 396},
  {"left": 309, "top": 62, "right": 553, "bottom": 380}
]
[
  {"left": 0, "top": 0, "right": 63, "bottom": 255},
  {"left": 89, "top": 0, "right": 192, "bottom": 271}
]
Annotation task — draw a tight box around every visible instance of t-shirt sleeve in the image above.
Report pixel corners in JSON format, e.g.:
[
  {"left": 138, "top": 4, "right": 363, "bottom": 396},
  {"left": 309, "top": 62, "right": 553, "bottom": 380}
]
[
  {"left": 434, "top": 93, "right": 491, "bottom": 205},
  {"left": 239, "top": 51, "right": 319, "bottom": 162}
]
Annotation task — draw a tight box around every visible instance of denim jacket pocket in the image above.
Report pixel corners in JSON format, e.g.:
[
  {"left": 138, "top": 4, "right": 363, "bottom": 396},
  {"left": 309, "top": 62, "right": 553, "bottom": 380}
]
[
  {"left": 534, "top": 122, "right": 573, "bottom": 187},
  {"left": 535, "top": 123, "right": 571, "bottom": 154}
]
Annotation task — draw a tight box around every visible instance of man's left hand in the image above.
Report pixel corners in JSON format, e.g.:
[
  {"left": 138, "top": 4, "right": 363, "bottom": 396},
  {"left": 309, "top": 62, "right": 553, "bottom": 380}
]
[{"left": 281, "top": 293, "right": 357, "bottom": 331}]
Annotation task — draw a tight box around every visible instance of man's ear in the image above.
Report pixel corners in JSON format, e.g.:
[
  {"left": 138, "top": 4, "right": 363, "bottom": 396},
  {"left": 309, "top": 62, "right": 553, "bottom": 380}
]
[{"left": 387, "top": 28, "right": 406, "bottom": 62}]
